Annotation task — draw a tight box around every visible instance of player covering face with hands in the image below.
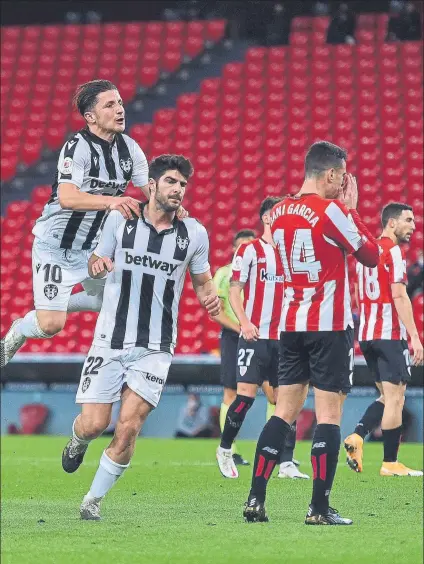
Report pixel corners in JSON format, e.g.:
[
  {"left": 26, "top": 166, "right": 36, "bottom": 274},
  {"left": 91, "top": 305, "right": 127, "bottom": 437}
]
[{"left": 61, "top": 155, "right": 219, "bottom": 521}]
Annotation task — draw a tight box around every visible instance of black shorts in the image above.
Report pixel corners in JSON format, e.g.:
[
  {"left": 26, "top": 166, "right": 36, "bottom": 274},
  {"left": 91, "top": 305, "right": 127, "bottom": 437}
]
[
  {"left": 278, "top": 328, "right": 354, "bottom": 394},
  {"left": 220, "top": 328, "right": 239, "bottom": 390},
  {"left": 236, "top": 337, "right": 279, "bottom": 388},
  {"left": 359, "top": 339, "right": 411, "bottom": 385}
]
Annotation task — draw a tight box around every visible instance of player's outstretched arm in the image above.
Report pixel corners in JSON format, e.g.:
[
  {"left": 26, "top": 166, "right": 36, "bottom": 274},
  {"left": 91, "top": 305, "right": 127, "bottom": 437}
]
[
  {"left": 191, "top": 271, "right": 221, "bottom": 318},
  {"left": 229, "top": 281, "right": 259, "bottom": 342},
  {"left": 59, "top": 183, "right": 142, "bottom": 220},
  {"left": 391, "top": 282, "right": 423, "bottom": 366}
]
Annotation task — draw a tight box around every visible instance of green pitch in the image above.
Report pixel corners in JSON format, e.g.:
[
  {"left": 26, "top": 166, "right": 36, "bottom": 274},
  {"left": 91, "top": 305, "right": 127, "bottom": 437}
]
[{"left": 1, "top": 437, "right": 423, "bottom": 564}]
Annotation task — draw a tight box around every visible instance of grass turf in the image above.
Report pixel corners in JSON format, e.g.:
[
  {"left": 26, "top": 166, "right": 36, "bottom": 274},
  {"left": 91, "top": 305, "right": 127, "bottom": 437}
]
[{"left": 1, "top": 437, "right": 423, "bottom": 564}]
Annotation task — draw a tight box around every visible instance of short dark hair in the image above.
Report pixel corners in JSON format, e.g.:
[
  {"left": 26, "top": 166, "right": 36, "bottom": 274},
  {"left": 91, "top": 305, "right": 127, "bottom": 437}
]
[
  {"left": 73, "top": 80, "right": 118, "bottom": 116},
  {"left": 259, "top": 196, "right": 282, "bottom": 221},
  {"left": 381, "top": 202, "right": 413, "bottom": 228},
  {"left": 233, "top": 229, "right": 255, "bottom": 247},
  {"left": 149, "top": 154, "right": 194, "bottom": 182},
  {"left": 304, "top": 141, "right": 347, "bottom": 178}
]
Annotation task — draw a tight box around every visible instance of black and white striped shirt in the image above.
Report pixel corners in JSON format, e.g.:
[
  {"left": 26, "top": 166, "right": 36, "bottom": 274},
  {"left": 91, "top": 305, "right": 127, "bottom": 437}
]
[
  {"left": 32, "top": 128, "right": 148, "bottom": 251},
  {"left": 91, "top": 206, "right": 210, "bottom": 354}
]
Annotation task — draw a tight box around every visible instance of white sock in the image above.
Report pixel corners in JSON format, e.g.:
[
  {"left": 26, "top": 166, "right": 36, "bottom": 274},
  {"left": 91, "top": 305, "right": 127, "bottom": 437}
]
[
  {"left": 16, "top": 311, "right": 51, "bottom": 339},
  {"left": 72, "top": 418, "right": 91, "bottom": 445},
  {"left": 67, "top": 291, "right": 103, "bottom": 313},
  {"left": 87, "top": 451, "right": 129, "bottom": 499}
]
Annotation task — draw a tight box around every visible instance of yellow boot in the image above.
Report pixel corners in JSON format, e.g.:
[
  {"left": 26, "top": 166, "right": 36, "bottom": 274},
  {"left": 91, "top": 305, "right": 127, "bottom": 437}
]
[
  {"left": 380, "top": 461, "right": 423, "bottom": 477},
  {"left": 343, "top": 433, "right": 364, "bottom": 473}
]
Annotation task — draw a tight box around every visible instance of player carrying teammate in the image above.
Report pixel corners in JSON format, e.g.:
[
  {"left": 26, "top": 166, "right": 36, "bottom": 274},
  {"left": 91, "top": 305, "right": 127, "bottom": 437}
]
[
  {"left": 61, "top": 154, "right": 220, "bottom": 520},
  {"left": 216, "top": 197, "right": 309, "bottom": 480},
  {"left": 344, "top": 202, "right": 423, "bottom": 477},
  {"left": 1, "top": 80, "right": 149, "bottom": 366},
  {"left": 213, "top": 230, "right": 255, "bottom": 466},
  {"left": 242, "top": 141, "right": 379, "bottom": 525}
]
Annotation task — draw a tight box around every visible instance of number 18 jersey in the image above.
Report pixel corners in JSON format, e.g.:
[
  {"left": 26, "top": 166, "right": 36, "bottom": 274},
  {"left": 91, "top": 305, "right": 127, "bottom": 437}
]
[
  {"left": 270, "top": 194, "right": 365, "bottom": 332},
  {"left": 357, "top": 237, "right": 407, "bottom": 341}
]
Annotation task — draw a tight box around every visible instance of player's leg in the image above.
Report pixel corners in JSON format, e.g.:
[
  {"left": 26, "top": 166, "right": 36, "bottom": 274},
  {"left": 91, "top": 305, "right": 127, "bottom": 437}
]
[
  {"left": 344, "top": 341, "right": 384, "bottom": 472},
  {"left": 67, "top": 277, "right": 105, "bottom": 313},
  {"left": 243, "top": 332, "right": 309, "bottom": 522},
  {"left": 62, "top": 346, "right": 123, "bottom": 473},
  {"left": 377, "top": 340, "right": 421, "bottom": 476},
  {"left": 219, "top": 329, "right": 248, "bottom": 465},
  {"left": 305, "top": 330, "right": 353, "bottom": 525},
  {"left": 80, "top": 347, "right": 172, "bottom": 520},
  {"left": 1, "top": 242, "right": 86, "bottom": 366},
  {"left": 217, "top": 337, "right": 262, "bottom": 477},
  {"left": 81, "top": 386, "right": 152, "bottom": 520}
]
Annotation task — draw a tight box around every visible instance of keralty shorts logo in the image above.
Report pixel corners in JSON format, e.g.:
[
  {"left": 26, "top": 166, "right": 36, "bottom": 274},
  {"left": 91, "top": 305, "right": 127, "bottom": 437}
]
[
  {"left": 239, "top": 366, "right": 247, "bottom": 376},
  {"left": 44, "top": 284, "right": 58, "bottom": 300},
  {"left": 81, "top": 377, "right": 91, "bottom": 393}
]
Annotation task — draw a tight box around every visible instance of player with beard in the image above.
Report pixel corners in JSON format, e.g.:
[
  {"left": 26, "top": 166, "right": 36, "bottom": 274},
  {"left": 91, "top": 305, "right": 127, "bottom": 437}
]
[
  {"left": 61, "top": 155, "right": 220, "bottom": 520},
  {"left": 344, "top": 202, "right": 423, "bottom": 477}
]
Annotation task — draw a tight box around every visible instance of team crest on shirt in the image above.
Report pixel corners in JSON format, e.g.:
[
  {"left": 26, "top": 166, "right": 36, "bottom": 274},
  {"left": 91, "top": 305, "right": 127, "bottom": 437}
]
[
  {"left": 44, "top": 284, "right": 58, "bottom": 300},
  {"left": 232, "top": 256, "right": 243, "bottom": 271},
  {"left": 176, "top": 235, "right": 190, "bottom": 250},
  {"left": 119, "top": 157, "right": 133, "bottom": 174},
  {"left": 81, "top": 377, "right": 91, "bottom": 393}
]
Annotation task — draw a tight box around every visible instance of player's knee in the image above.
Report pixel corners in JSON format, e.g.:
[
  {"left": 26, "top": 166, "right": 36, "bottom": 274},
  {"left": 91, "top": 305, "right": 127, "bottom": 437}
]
[
  {"left": 82, "top": 416, "right": 110, "bottom": 439},
  {"left": 37, "top": 317, "right": 65, "bottom": 336}
]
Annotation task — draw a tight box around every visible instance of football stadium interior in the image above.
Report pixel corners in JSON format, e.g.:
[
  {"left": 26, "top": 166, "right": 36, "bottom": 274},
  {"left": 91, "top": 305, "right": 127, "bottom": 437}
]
[{"left": 1, "top": 1, "right": 423, "bottom": 563}]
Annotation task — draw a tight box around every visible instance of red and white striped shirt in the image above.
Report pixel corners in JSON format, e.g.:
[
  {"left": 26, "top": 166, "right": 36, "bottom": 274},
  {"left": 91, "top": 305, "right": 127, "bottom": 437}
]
[
  {"left": 230, "top": 238, "right": 284, "bottom": 339},
  {"left": 270, "top": 194, "right": 373, "bottom": 332},
  {"left": 357, "top": 237, "right": 407, "bottom": 341}
]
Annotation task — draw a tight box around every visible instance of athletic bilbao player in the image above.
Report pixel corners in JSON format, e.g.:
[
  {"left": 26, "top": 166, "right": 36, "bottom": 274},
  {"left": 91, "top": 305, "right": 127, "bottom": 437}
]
[
  {"left": 242, "top": 141, "right": 379, "bottom": 525},
  {"left": 216, "top": 197, "right": 309, "bottom": 480},
  {"left": 344, "top": 203, "right": 423, "bottom": 477}
]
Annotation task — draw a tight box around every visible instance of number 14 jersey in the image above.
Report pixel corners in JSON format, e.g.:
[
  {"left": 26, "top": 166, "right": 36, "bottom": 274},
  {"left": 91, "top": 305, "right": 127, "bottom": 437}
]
[
  {"left": 357, "top": 237, "right": 407, "bottom": 341},
  {"left": 270, "top": 194, "right": 366, "bottom": 332}
]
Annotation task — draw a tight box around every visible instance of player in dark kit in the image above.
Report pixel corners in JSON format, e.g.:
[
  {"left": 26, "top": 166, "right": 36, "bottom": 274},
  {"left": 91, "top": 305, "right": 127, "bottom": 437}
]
[
  {"left": 216, "top": 197, "right": 309, "bottom": 480},
  {"left": 242, "top": 141, "right": 379, "bottom": 525},
  {"left": 344, "top": 203, "right": 423, "bottom": 477}
]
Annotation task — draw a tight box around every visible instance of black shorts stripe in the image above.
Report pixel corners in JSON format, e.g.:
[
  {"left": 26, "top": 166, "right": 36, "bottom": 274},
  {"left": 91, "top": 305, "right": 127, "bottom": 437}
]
[
  {"left": 82, "top": 211, "right": 107, "bottom": 250},
  {"left": 111, "top": 269, "right": 132, "bottom": 349},
  {"left": 60, "top": 211, "right": 86, "bottom": 249},
  {"left": 136, "top": 273, "right": 155, "bottom": 347},
  {"left": 160, "top": 279, "right": 175, "bottom": 351}
]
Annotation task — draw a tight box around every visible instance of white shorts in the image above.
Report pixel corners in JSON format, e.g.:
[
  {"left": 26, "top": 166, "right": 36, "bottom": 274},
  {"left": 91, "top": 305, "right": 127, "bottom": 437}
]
[
  {"left": 32, "top": 239, "right": 105, "bottom": 311},
  {"left": 76, "top": 345, "right": 172, "bottom": 408}
]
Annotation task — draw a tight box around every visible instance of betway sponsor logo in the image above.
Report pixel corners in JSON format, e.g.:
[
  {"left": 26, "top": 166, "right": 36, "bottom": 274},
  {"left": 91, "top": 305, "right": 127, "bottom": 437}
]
[
  {"left": 125, "top": 252, "right": 178, "bottom": 276},
  {"left": 260, "top": 269, "right": 284, "bottom": 283},
  {"left": 90, "top": 179, "right": 128, "bottom": 190}
]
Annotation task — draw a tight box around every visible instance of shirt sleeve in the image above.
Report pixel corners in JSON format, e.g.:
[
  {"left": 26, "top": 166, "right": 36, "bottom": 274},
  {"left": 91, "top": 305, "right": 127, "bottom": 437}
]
[
  {"left": 57, "top": 136, "right": 87, "bottom": 189},
  {"left": 130, "top": 141, "right": 149, "bottom": 187},
  {"left": 92, "top": 211, "right": 123, "bottom": 260},
  {"left": 387, "top": 245, "right": 407, "bottom": 285},
  {"left": 189, "top": 223, "right": 211, "bottom": 274},
  {"left": 230, "top": 243, "right": 254, "bottom": 283},
  {"left": 323, "top": 201, "right": 364, "bottom": 254}
]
